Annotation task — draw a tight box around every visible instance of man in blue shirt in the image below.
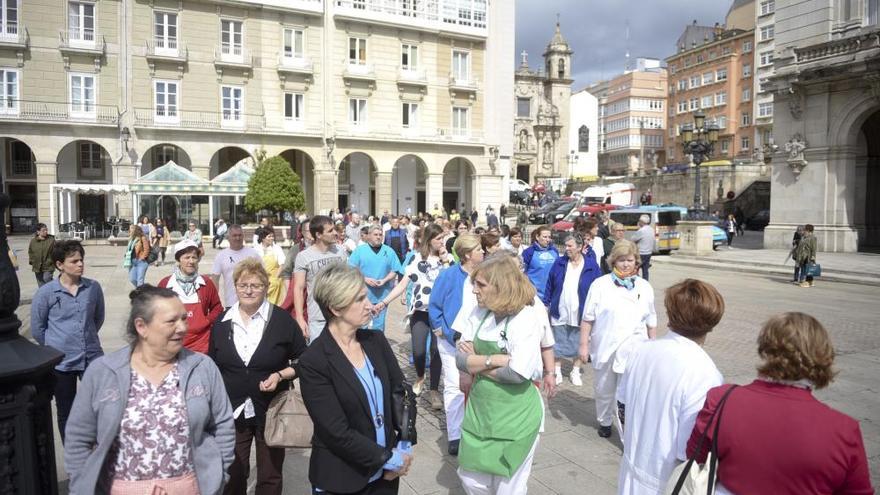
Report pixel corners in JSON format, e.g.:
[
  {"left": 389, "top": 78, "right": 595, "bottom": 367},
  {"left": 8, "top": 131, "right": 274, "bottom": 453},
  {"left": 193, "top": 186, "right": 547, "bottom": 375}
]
[{"left": 30, "top": 240, "right": 105, "bottom": 443}]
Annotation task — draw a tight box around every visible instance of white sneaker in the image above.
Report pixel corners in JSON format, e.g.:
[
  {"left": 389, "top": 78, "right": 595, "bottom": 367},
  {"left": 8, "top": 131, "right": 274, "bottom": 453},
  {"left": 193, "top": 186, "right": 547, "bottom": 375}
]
[
  {"left": 570, "top": 370, "right": 583, "bottom": 387},
  {"left": 554, "top": 367, "right": 563, "bottom": 386}
]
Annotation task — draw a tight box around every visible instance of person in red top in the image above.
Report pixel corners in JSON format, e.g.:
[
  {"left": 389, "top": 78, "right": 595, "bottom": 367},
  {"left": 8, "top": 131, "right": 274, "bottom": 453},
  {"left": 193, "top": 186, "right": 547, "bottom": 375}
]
[
  {"left": 159, "top": 240, "right": 223, "bottom": 354},
  {"left": 688, "top": 312, "right": 874, "bottom": 495}
]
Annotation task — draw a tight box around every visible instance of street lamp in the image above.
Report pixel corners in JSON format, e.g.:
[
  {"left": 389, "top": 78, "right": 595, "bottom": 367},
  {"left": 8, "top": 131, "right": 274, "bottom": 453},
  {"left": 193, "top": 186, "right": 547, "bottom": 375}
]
[
  {"left": 567, "top": 150, "right": 578, "bottom": 183},
  {"left": 681, "top": 111, "right": 719, "bottom": 210}
]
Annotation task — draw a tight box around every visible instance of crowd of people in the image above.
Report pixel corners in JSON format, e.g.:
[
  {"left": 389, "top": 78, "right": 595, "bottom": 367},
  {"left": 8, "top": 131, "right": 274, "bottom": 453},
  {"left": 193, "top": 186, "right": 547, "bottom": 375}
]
[{"left": 24, "top": 207, "right": 871, "bottom": 495}]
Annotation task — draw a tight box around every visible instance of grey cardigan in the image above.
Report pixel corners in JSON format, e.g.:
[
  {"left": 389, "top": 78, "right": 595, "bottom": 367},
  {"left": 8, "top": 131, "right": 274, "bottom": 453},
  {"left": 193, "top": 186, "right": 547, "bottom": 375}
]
[{"left": 64, "top": 346, "right": 235, "bottom": 495}]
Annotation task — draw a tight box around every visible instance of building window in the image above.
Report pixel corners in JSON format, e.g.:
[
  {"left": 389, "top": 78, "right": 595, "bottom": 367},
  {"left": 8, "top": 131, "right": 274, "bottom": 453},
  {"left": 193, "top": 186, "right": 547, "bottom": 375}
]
[
  {"left": 760, "top": 25, "right": 774, "bottom": 41},
  {"left": 721, "top": 46, "right": 731, "bottom": 56},
  {"left": 452, "top": 50, "right": 470, "bottom": 82},
  {"left": 154, "top": 80, "right": 178, "bottom": 122},
  {"left": 689, "top": 98, "right": 699, "bottom": 111},
  {"left": 0, "top": 0, "right": 18, "bottom": 38},
  {"left": 283, "top": 28, "right": 304, "bottom": 59},
  {"left": 0, "top": 68, "right": 18, "bottom": 115},
  {"left": 701, "top": 95, "right": 713, "bottom": 109},
  {"left": 348, "top": 37, "right": 367, "bottom": 64},
  {"left": 689, "top": 75, "right": 700, "bottom": 89},
  {"left": 715, "top": 91, "right": 727, "bottom": 106},
  {"left": 153, "top": 144, "right": 177, "bottom": 166},
  {"left": 517, "top": 97, "right": 530, "bottom": 117},
  {"left": 870, "top": 0, "right": 880, "bottom": 25},
  {"left": 69, "top": 73, "right": 95, "bottom": 118},
  {"left": 716, "top": 68, "right": 728, "bottom": 81},
  {"left": 220, "top": 85, "right": 243, "bottom": 126},
  {"left": 741, "top": 112, "right": 751, "bottom": 126},
  {"left": 452, "top": 106, "right": 469, "bottom": 136},
  {"left": 284, "top": 92, "right": 303, "bottom": 121},
  {"left": 669, "top": 64, "right": 677, "bottom": 74},
  {"left": 760, "top": 0, "right": 775, "bottom": 15},
  {"left": 696, "top": 54, "right": 704, "bottom": 64},
  {"left": 743, "top": 40, "right": 753, "bottom": 53},
  {"left": 79, "top": 142, "right": 103, "bottom": 177},
  {"left": 678, "top": 79, "right": 687, "bottom": 91},
  {"left": 154, "top": 11, "right": 178, "bottom": 53},
  {"left": 703, "top": 72, "right": 714, "bottom": 84},
  {"left": 742, "top": 88, "right": 751, "bottom": 101},
  {"left": 758, "top": 102, "right": 774, "bottom": 117},
  {"left": 68, "top": 1, "right": 95, "bottom": 44},
  {"left": 741, "top": 136, "right": 750, "bottom": 151},
  {"left": 677, "top": 100, "right": 687, "bottom": 113},
  {"left": 220, "top": 19, "right": 243, "bottom": 59},
  {"left": 441, "top": 0, "right": 487, "bottom": 29},
  {"left": 401, "top": 43, "right": 418, "bottom": 70},
  {"left": 349, "top": 98, "right": 367, "bottom": 125},
  {"left": 743, "top": 63, "right": 752, "bottom": 77},
  {"left": 717, "top": 116, "right": 727, "bottom": 129},
  {"left": 402, "top": 102, "right": 418, "bottom": 128},
  {"left": 759, "top": 50, "right": 774, "bottom": 66}
]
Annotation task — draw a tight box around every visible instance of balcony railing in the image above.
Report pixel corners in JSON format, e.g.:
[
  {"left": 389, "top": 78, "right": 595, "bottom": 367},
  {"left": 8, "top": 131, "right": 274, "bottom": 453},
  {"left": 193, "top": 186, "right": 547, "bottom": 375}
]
[
  {"left": 397, "top": 67, "right": 428, "bottom": 85},
  {"left": 134, "top": 107, "right": 266, "bottom": 132},
  {"left": 0, "top": 24, "right": 27, "bottom": 48},
  {"left": 337, "top": 123, "right": 484, "bottom": 143},
  {"left": 146, "top": 38, "right": 187, "bottom": 61},
  {"left": 335, "top": 0, "right": 487, "bottom": 37},
  {"left": 214, "top": 46, "right": 253, "bottom": 68},
  {"left": 343, "top": 62, "right": 376, "bottom": 81},
  {"left": 59, "top": 29, "right": 105, "bottom": 54},
  {"left": 277, "top": 55, "right": 314, "bottom": 74},
  {"left": 0, "top": 100, "right": 118, "bottom": 125},
  {"left": 449, "top": 74, "right": 479, "bottom": 92}
]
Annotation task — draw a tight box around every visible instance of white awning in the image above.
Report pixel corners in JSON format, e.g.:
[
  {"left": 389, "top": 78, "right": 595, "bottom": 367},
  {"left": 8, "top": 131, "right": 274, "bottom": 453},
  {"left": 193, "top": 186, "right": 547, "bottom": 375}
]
[
  {"left": 48, "top": 183, "right": 130, "bottom": 235},
  {"left": 50, "top": 183, "right": 129, "bottom": 195}
]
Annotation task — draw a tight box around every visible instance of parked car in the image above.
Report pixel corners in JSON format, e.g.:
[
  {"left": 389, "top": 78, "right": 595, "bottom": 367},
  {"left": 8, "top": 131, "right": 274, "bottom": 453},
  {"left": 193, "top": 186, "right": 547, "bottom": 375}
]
[
  {"left": 551, "top": 204, "right": 619, "bottom": 245},
  {"left": 711, "top": 225, "right": 726, "bottom": 249},
  {"left": 509, "top": 178, "right": 531, "bottom": 193},
  {"left": 510, "top": 190, "right": 530, "bottom": 205},
  {"left": 528, "top": 200, "right": 570, "bottom": 224},
  {"left": 547, "top": 201, "right": 577, "bottom": 224},
  {"left": 745, "top": 209, "right": 770, "bottom": 230}
]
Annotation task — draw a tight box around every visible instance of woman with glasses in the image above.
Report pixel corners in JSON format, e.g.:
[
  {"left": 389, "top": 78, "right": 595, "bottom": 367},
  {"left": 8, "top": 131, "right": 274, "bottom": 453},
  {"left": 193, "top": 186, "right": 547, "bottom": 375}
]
[{"left": 208, "top": 258, "right": 307, "bottom": 495}]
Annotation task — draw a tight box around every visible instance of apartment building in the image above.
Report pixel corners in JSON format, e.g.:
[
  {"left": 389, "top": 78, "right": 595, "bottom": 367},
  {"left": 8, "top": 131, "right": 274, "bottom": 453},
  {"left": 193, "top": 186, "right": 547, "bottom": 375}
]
[
  {"left": 754, "top": 0, "right": 775, "bottom": 150},
  {"left": 0, "top": 0, "right": 512, "bottom": 234},
  {"left": 666, "top": 23, "right": 756, "bottom": 166},
  {"left": 590, "top": 59, "right": 667, "bottom": 176}
]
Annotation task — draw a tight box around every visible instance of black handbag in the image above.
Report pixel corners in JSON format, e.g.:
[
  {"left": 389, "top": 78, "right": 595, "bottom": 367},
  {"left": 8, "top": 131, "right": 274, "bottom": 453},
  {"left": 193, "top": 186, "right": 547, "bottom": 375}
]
[{"left": 392, "top": 380, "right": 418, "bottom": 444}]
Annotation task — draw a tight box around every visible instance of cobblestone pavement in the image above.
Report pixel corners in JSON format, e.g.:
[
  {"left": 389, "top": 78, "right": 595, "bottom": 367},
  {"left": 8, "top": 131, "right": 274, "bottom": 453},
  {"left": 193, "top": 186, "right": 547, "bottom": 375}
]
[{"left": 10, "top": 238, "right": 877, "bottom": 494}]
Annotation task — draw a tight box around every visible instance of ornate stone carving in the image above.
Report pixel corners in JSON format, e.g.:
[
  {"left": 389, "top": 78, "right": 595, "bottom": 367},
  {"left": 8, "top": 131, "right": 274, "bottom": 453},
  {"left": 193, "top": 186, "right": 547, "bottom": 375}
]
[
  {"left": 784, "top": 134, "right": 808, "bottom": 177},
  {"left": 787, "top": 85, "right": 804, "bottom": 120}
]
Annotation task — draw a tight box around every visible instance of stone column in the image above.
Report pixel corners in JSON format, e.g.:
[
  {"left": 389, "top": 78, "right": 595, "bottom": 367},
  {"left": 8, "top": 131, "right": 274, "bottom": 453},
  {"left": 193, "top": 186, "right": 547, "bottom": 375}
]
[
  {"left": 426, "top": 173, "right": 443, "bottom": 214},
  {"left": 375, "top": 172, "right": 392, "bottom": 217},
  {"left": 314, "top": 169, "right": 338, "bottom": 215},
  {"left": 115, "top": 162, "right": 138, "bottom": 221},
  {"left": 36, "top": 161, "right": 57, "bottom": 230},
  {"left": 475, "top": 174, "right": 503, "bottom": 220}
]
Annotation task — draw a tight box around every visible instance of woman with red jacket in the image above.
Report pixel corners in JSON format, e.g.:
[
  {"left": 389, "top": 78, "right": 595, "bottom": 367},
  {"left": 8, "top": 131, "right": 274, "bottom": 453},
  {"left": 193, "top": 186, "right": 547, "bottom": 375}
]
[
  {"left": 687, "top": 312, "right": 873, "bottom": 495},
  {"left": 159, "top": 240, "right": 223, "bottom": 354}
]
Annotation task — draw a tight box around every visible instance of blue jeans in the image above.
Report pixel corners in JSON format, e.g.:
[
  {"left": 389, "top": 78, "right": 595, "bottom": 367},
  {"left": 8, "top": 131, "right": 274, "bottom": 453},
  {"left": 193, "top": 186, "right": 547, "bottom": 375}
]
[
  {"left": 129, "top": 259, "right": 149, "bottom": 287},
  {"left": 640, "top": 254, "right": 652, "bottom": 281}
]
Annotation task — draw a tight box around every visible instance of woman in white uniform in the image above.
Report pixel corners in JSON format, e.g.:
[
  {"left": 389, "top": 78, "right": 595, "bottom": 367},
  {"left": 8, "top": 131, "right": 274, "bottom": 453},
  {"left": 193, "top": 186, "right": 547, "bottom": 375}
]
[
  {"left": 616, "top": 279, "right": 725, "bottom": 494},
  {"left": 455, "top": 254, "right": 549, "bottom": 495},
  {"left": 578, "top": 240, "right": 656, "bottom": 439}
]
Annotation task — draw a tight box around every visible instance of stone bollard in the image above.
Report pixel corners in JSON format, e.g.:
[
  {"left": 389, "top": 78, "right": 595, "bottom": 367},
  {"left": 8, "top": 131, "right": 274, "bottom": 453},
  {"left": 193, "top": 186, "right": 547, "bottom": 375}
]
[{"left": 677, "top": 221, "right": 717, "bottom": 256}]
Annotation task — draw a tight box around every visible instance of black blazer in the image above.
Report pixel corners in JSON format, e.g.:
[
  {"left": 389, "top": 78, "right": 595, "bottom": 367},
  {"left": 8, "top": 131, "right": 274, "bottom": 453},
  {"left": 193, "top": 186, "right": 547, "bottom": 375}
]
[
  {"left": 297, "top": 328, "right": 406, "bottom": 493},
  {"left": 208, "top": 304, "right": 307, "bottom": 423}
]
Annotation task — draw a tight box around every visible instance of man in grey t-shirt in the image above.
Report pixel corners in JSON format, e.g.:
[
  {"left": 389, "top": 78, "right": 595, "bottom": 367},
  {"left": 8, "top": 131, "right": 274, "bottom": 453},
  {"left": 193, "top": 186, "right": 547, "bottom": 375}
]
[
  {"left": 293, "top": 216, "right": 347, "bottom": 342},
  {"left": 344, "top": 212, "right": 362, "bottom": 244},
  {"left": 210, "top": 224, "right": 261, "bottom": 307},
  {"left": 629, "top": 214, "right": 655, "bottom": 281}
]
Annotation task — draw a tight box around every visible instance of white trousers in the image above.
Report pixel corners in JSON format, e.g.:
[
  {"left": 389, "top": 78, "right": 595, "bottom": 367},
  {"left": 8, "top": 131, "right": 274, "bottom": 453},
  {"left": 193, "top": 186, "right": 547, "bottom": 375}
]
[
  {"left": 437, "top": 338, "right": 465, "bottom": 441},
  {"left": 458, "top": 435, "right": 540, "bottom": 495},
  {"left": 593, "top": 359, "right": 620, "bottom": 429}
]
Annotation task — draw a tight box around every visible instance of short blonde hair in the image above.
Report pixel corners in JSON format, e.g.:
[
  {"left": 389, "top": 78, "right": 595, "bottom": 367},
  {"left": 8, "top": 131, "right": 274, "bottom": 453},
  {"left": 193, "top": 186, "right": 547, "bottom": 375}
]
[
  {"left": 606, "top": 239, "right": 640, "bottom": 270},
  {"left": 470, "top": 253, "right": 535, "bottom": 315},
  {"left": 757, "top": 312, "right": 837, "bottom": 389},
  {"left": 233, "top": 258, "right": 269, "bottom": 288},
  {"left": 312, "top": 263, "right": 365, "bottom": 322},
  {"left": 453, "top": 233, "right": 481, "bottom": 261}
]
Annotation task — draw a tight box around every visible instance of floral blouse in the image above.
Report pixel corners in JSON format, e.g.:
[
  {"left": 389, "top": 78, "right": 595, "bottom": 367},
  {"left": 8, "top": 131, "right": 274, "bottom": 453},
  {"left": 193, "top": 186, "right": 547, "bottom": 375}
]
[{"left": 107, "top": 365, "right": 194, "bottom": 481}]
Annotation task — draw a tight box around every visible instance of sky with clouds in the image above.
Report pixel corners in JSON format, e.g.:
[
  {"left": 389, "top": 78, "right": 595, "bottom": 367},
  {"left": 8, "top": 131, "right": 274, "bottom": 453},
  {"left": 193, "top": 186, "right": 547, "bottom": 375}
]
[{"left": 515, "top": 0, "right": 733, "bottom": 90}]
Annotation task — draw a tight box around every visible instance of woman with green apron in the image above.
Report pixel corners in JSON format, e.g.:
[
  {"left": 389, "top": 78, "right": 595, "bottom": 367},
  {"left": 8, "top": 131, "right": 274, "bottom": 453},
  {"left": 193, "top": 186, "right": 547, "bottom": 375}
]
[{"left": 455, "top": 254, "right": 548, "bottom": 494}]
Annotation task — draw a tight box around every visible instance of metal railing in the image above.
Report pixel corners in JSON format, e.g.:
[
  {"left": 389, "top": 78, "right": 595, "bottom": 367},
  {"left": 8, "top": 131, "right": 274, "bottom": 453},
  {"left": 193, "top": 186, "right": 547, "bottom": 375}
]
[
  {"left": 398, "top": 67, "right": 427, "bottom": 83},
  {"left": 134, "top": 107, "right": 265, "bottom": 132},
  {"left": 344, "top": 62, "right": 375, "bottom": 78},
  {"left": 0, "top": 100, "right": 118, "bottom": 124},
  {"left": 337, "top": 123, "right": 484, "bottom": 143},
  {"left": 59, "top": 28, "right": 105, "bottom": 52},
  {"left": 214, "top": 46, "right": 252, "bottom": 66},
  {"left": 146, "top": 38, "right": 187, "bottom": 59},
  {"left": 277, "top": 54, "right": 313, "bottom": 72},
  {"left": 0, "top": 23, "right": 26, "bottom": 46}
]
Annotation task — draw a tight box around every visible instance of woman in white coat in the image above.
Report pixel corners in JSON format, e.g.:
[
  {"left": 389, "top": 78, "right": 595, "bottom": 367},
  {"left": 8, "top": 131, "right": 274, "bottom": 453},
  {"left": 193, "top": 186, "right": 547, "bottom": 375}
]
[
  {"left": 578, "top": 240, "right": 656, "bottom": 439},
  {"left": 615, "top": 279, "right": 725, "bottom": 494}
]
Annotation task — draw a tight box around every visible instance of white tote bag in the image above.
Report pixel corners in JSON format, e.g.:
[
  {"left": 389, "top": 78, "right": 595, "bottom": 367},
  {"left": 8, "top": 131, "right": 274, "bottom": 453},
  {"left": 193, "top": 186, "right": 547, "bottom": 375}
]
[{"left": 663, "top": 385, "right": 738, "bottom": 495}]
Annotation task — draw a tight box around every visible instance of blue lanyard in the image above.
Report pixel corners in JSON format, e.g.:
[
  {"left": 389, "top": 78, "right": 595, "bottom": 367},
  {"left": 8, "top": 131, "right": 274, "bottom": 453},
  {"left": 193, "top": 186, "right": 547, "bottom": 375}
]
[{"left": 354, "top": 357, "right": 384, "bottom": 429}]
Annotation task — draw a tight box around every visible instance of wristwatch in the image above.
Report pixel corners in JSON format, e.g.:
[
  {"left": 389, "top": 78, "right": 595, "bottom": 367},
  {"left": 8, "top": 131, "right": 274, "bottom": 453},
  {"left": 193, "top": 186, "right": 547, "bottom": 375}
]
[{"left": 484, "top": 355, "right": 492, "bottom": 368}]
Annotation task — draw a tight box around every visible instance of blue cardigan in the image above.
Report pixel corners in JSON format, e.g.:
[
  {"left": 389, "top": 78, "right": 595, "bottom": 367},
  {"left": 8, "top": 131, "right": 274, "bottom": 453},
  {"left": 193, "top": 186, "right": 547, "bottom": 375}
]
[
  {"left": 542, "top": 249, "right": 601, "bottom": 323},
  {"left": 428, "top": 263, "right": 469, "bottom": 345},
  {"left": 522, "top": 242, "right": 560, "bottom": 299}
]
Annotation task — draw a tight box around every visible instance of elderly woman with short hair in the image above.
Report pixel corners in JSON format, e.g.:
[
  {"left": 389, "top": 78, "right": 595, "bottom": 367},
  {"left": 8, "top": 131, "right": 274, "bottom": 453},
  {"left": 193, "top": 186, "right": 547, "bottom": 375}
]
[
  {"left": 209, "top": 258, "right": 307, "bottom": 495},
  {"left": 455, "top": 254, "right": 550, "bottom": 494},
  {"left": 578, "top": 240, "right": 656, "bottom": 439},
  {"left": 299, "top": 263, "right": 414, "bottom": 494},
  {"left": 65, "top": 285, "right": 235, "bottom": 494},
  {"left": 616, "top": 279, "right": 725, "bottom": 494},
  {"left": 687, "top": 312, "right": 873, "bottom": 494}
]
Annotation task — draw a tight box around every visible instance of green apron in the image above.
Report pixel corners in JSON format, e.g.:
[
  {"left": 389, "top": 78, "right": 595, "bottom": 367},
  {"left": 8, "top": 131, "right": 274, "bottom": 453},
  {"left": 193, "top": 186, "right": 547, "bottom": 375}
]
[{"left": 459, "top": 312, "right": 543, "bottom": 477}]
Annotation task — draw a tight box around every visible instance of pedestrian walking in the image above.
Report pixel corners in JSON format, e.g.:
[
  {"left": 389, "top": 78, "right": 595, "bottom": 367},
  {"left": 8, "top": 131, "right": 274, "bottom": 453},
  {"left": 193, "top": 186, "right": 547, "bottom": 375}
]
[
  {"left": 124, "top": 224, "right": 151, "bottom": 288},
  {"left": 182, "top": 220, "right": 204, "bottom": 257},
  {"left": 725, "top": 213, "right": 737, "bottom": 248},
  {"left": 455, "top": 254, "right": 548, "bottom": 495},
  {"left": 280, "top": 219, "right": 313, "bottom": 320},
  {"left": 508, "top": 227, "right": 526, "bottom": 257},
  {"left": 486, "top": 208, "right": 499, "bottom": 229},
  {"left": 213, "top": 218, "right": 228, "bottom": 249},
  {"left": 385, "top": 216, "right": 410, "bottom": 263},
  {"left": 790, "top": 225, "right": 805, "bottom": 282},
  {"left": 522, "top": 225, "right": 560, "bottom": 300},
  {"left": 30, "top": 240, "right": 104, "bottom": 443},
  {"left": 28, "top": 222, "right": 55, "bottom": 287},
  {"left": 252, "top": 217, "right": 271, "bottom": 247},
  {"left": 578, "top": 240, "right": 656, "bottom": 439},
  {"left": 209, "top": 259, "right": 308, "bottom": 495},
  {"left": 616, "top": 279, "right": 725, "bottom": 494},
  {"left": 795, "top": 224, "right": 818, "bottom": 288},
  {"left": 428, "top": 234, "right": 484, "bottom": 456},
  {"left": 345, "top": 212, "right": 363, "bottom": 244},
  {"left": 348, "top": 225, "right": 404, "bottom": 331},
  {"left": 64, "top": 285, "right": 234, "bottom": 495},
  {"left": 158, "top": 240, "right": 223, "bottom": 354},
  {"left": 629, "top": 215, "right": 655, "bottom": 281},
  {"left": 153, "top": 218, "right": 171, "bottom": 265},
  {"left": 292, "top": 215, "right": 348, "bottom": 342},
  {"left": 543, "top": 233, "right": 602, "bottom": 387},
  {"left": 687, "top": 313, "right": 873, "bottom": 494},
  {"left": 255, "top": 226, "right": 286, "bottom": 306},
  {"left": 138, "top": 215, "right": 155, "bottom": 243},
  {"left": 209, "top": 224, "right": 261, "bottom": 308},
  {"left": 470, "top": 209, "right": 478, "bottom": 225},
  {"left": 380, "top": 223, "right": 451, "bottom": 408}
]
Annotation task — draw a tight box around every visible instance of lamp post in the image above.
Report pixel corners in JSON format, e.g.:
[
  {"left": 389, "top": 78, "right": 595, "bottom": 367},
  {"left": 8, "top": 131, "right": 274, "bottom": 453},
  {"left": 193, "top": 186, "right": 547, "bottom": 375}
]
[
  {"left": 567, "top": 150, "right": 578, "bottom": 183},
  {"left": 680, "top": 111, "right": 719, "bottom": 211}
]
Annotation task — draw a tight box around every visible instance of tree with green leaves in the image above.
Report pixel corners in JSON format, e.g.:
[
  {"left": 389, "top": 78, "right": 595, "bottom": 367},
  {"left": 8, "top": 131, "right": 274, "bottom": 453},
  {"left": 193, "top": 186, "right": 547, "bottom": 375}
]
[{"left": 244, "top": 155, "right": 305, "bottom": 217}]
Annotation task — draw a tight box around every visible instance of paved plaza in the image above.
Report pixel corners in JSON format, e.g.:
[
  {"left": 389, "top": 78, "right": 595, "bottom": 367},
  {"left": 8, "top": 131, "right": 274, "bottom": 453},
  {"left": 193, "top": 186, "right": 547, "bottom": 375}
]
[{"left": 10, "top": 237, "right": 879, "bottom": 494}]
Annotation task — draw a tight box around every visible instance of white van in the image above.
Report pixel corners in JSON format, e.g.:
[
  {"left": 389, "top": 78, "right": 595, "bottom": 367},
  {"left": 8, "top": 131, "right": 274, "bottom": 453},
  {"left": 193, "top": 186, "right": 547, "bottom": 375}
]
[{"left": 509, "top": 178, "right": 531, "bottom": 192}]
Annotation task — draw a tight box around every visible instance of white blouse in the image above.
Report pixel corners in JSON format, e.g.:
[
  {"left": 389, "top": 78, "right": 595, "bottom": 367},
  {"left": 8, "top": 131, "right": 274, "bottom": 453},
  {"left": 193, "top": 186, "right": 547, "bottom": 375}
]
[{"left": 221, "top": 300, "right": 271, "bottom": 419}]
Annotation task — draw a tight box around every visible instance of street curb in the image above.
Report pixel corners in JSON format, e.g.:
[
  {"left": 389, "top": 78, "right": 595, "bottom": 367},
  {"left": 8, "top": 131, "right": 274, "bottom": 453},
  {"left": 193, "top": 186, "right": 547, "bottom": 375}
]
[
  {"left": 669, "top": 254, "right": 871, "bottom": 278},
  {"left": 652, "top": 256, "right": 880, "bottom": 287}
]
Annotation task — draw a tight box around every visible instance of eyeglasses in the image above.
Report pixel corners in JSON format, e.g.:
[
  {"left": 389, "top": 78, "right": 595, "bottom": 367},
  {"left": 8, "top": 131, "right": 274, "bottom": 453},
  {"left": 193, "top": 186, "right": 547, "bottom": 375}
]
[{"left": 235, "top": 283, "right": 266, "bottom": 291}]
